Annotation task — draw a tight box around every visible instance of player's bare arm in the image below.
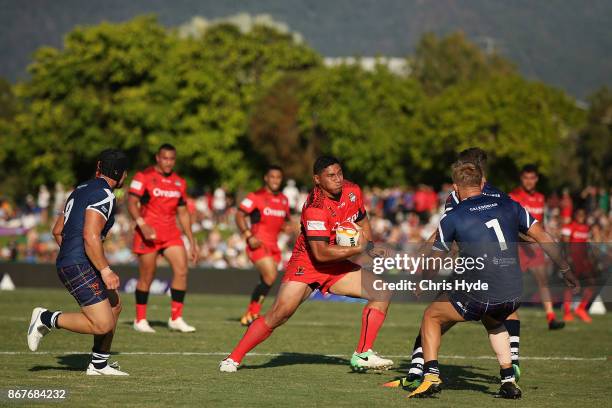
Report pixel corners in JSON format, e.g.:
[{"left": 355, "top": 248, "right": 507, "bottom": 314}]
[
  {"left": 307, "top": 234, "right": 366, "bottom": 263},
  {"left": 83, "top": 209, "right": 119, "bottom": 290},
  {"left": 127, "top": 193, "right": 156, "bottom": 241},
  {"left": 526, "top": 221, "right": 579, "bottom": 290},
  {"left": 51, "top": 213, "right": 64, "bottom": 246},
  {"left": 177, "top": 204, "right": 199, "bottom": 264},
  {"left": 235, "top": 209, "right": 261, "bottom": 249}
]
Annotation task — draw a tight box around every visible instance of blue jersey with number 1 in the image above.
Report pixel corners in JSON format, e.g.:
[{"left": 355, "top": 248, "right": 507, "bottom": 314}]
[
  {"left": 56, "top": 178, "right": 116, "bottom": 268},
  {"left": 434, "top": 193, "right": 536, "bottom": 302}
]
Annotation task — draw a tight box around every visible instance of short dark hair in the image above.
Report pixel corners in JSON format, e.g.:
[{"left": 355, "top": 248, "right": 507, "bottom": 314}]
[
  {"left": 158, "top": 143, "right": 176, "bottom": 153},
  {"left": 313, "top": 155, "right": 340, "bottom": 175},
  {"left": 265, "top": 164, "right": 283, "bottom": 175},
  {"left": 451, "top": 161, "right": 483, "bottom": 187},
  {"left": 520, "top": 164, "right": 539, "bottom": 175},
  {"left": 457, "top": 147, "right": 488, "bottom": 171}
]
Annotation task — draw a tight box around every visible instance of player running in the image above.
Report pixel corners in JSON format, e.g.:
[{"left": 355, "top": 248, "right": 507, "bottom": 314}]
[
  {"left": 27, "top": 149, "right": 130, "bottom": 375},
  {"left": 236, "top": 165, "right": 290, "bottom": 326},
  {"left": 219, "top": 156, "right": 393, "bottom": 373},
  {"left": 562, "top": 208, "right": 595, "bottom": 323},
  {"left": 128, "top": 144, "right": 199, "bottom": 333},
  {"left": 389, "top": 148, "right": 522, "bottom": 390},
  {"left": 510, "top": 165, "right": 565, "bottom": 330},
  {"left": 407, "top": 162, "right": 578, "bottom": 399}
]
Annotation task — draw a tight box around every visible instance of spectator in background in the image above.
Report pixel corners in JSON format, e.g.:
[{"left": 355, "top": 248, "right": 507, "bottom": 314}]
[
  {"left": 413, "top": 184, "right": 438, "bottom": 223},
  {"left": 37, "top": 185, "right": 50, "bottom": 225},
  {"left": 598, "top": 187, "right": 609, "bottom": 214},
  {"left": 560, "top": 188, "right": 573, "bottom": 224},
  {"left": 283, "top": 179, "right": 300, "bottom": 214},
  {"left": 213, "top": 186, "right": 227, "bottom": 223}
]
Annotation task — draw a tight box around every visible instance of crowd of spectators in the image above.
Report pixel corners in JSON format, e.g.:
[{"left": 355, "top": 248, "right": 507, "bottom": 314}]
[{"left": 1, "top": 182, "right": 611, "bottom": 269}]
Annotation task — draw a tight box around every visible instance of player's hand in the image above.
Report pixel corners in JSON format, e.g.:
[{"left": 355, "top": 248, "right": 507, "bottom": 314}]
[
  {"left": 189, "top": 241, "right": 200, "bottom": 264},
  {"left": 140, "top": 223, "right": 157, "bottom": 241},
  {"left": 561, "top": 267, "right": 580, "bottom": 293},
  {"left": 247, "top": 236, "right": 262, "bottom": 250},
  {"left": 101, "top": 267, "right": 120, "bottom": 290}
]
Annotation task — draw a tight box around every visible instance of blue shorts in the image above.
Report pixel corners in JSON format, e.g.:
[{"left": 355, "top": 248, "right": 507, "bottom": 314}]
[
  {"left": 57, "top": 263, "right": 108, "bottom": 307},
  {"left": 449, "top": 291, "right": 520, "bottom": 322}
]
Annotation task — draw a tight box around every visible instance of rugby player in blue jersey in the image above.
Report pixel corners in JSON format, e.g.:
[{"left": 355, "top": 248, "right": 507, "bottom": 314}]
[
  {"left": 386, "top": 148, "right": 525, "bottom": 390},
  {"left": 407, "top": 162, "right": 578, "bottom": 399},
  {"left": 27, "top": 149, "right": 130, "bottom": 376}
]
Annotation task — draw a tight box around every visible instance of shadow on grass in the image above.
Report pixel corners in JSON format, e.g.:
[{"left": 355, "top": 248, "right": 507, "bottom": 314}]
[
  {"left": 242, "top": 352, "right": 350, "bottom": 370},
  {"left": 122, "top": 319, "right": 167, "bottom": 328},
  {"left": 381, "top": 360, "right": 499, "bottom": 396},
  {"left": 29, "top": 354, "right": 89, "bottom": 372}
]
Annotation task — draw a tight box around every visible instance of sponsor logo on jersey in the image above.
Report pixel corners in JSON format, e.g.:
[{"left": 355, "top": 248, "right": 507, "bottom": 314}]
[
  {"left": 295, "top": 266, "right": 305, "bottom": 276},
  {"left": 130, "top": 180, "right": 143, "bottom": 190},
  {"left": 348, "top": 192, "right": 356, "bottom": 202},
  {"left": 241, "top": 198, "right": 253, "bottom": 209},
  {"left": 306, "top": 220, "right": 326, "bottom": 231},
  {"left": 263, "top": 207, "right": 286, "bottom": 217},
  {"left": 152, "top": 188, "right": 181, "bottom": 198},
  {"left": 469, "top": 203, "right": 499, "bottom": 212}
]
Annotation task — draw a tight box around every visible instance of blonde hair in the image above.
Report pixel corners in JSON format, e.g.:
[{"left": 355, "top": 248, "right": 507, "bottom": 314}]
[{"left": 452, "top": 162, "right": 483, "bottom": 187}]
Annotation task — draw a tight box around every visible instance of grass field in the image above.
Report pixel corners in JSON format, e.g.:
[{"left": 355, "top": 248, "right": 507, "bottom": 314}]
[{"left": 1, "top": 288, "right": 611, "bottom": 407}]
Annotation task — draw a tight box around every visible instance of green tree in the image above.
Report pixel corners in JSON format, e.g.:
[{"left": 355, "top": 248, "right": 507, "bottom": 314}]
[
  {"left": 9, "top": 17, "right": 320, "bottom": 193},
  {"left": 409, "top": 75, "right": 585, "bottom": 190},
  {"left": 412, "top": 32, "right": 515, "bottom": 96},
  {"left": 578, "top": 87, "right": 612, "bottom": 186},
  {"left": 296, "top": 64, "right": 424, "bottom": 187}
]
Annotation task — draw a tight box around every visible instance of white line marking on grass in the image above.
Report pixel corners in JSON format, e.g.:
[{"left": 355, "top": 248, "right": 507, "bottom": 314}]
[{"left": 0, "top": 351, "right": 607, "bottom": 361}]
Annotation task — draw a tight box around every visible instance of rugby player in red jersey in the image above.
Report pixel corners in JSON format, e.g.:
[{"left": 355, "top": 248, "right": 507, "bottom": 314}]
[
  {"left": 509, "top": 164, "right": 564, "bottom": 330},
  {"left": 236, "top": 165, "right": 290, "bottom": 326},
  {"left": 219, "top": 156, "right": 393, "bottom": 373},
  {"left": 561, "top": 208, "right": 594, "bottom": 323},
  {"left": 128, "top": 144, "right": 199, "bottom": 333}
]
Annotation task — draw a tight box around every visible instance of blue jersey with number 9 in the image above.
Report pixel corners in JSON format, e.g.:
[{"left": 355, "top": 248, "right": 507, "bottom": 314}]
[{"left": 56, "top": 178, "right": 116, "bottom": 268}]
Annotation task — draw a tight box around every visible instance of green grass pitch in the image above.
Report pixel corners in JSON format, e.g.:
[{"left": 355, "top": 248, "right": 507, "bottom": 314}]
[{"left": 1, "top": 288, "right": 610, "bottom": 407}]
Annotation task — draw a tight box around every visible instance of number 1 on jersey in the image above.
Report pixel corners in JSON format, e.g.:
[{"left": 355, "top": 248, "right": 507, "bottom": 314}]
[{"left": 485, "top": 218, "right": 508, "bottom": 251}]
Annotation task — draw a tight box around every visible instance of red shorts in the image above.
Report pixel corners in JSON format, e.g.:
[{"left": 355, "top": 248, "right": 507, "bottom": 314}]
[
  {"left": 283, "top": 259, "right": 361, "bottom": 294},
  {"left": 246, "top": 242, "right": 281, "bottom": 264},
  {"left": 518, "top": 244, "right": 547, "bottom": 271},
  {"left": 132, "top": 226, "right": 184, "bottom": 255},
  {"left": 570, "top": 253, "right": 593, "bottom": 277}
]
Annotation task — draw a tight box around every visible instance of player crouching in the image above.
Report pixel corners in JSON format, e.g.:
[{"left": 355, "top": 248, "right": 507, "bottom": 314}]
[
  {"left": 219, "top": 156, "right": 393, "bottom": 373},
  {"left": 27, "top": 149, "right": 130, "bottom": 376}
]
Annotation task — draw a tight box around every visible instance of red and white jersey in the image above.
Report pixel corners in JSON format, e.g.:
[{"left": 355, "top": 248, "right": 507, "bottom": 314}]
[
  {"left": 561, "top": 222, "right": 590, "bottom": 243},
  {"left": 128, "top": 167, "right": 188, "bottom": 229},
  {"left": 510, "top": 187, "right": 545, "bottom": 223},
  {"left": 239, "top": 188, "right": 289, "bottom": 245},
  {"left": 289, "top": 180, "right": 366, "bottom": 269}
]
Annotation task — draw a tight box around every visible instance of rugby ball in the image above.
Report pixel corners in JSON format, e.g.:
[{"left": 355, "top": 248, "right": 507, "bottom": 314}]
[{"left": 336, "top": 221, "right": 360, "bottom": 247}]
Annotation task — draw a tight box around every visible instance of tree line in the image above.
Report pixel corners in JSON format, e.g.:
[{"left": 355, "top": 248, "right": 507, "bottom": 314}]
[{"left": 0, "top": 16, "right": 609, "bottom": 199}]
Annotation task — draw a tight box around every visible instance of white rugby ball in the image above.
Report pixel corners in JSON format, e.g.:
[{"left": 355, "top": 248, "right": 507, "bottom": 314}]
[{"left": 336, "top": 221, "right": 360, "bottom": 247}]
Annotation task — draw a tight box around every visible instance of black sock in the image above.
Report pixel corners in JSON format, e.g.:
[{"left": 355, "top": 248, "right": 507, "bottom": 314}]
[
  {"left": 135, "top": 289, "right": 149, "bottom": 305},
  {"left": 504, "top": 319, "right": 520, "bottom": 366},
  {"left": 40, "top": 310, "right": 61, "bottom": 329},
  {"left": 171, "top": 288, "right": 186, "bottom": 303},
  {"left": 500, "top": 366, "right": 515, "bottom": 383},
  {"left": 408, "top": 334, "right": 424, "bottom": 378},
  {"left": 250, "top": 281, "right": 272, "bottom": 303},
  {"left": 91, "top": 348, "right": 110, "bottom": 369},
  {"left": 423, "top": 360, "right": 439, "bottom": 376}
]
